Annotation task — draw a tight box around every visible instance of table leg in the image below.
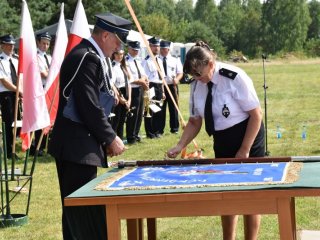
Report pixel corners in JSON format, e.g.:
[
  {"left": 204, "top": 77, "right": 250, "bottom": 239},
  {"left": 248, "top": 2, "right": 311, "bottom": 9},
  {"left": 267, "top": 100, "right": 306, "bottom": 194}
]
[
  {"left": 127, "top": 219, "right": 144, "bottom": 240},
  {"left": 106, "top": 205, "right": 121, "bottom": 240},
  {"left": 147, "top": 218, "right": 157, "bottom": 240},
  {"left": 277, "top": 197, "right": 297, "bottom": 240}
]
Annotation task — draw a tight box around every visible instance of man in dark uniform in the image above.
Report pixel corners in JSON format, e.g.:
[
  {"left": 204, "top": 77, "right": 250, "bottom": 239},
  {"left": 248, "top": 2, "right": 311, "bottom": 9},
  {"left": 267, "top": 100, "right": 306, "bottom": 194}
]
[
  {"left": 48, "top": 13, "right": 131, "bottom": 240},
  {"left": 159, "top": 40, "right": 183, "bottom": 134},
  {"left": 30, "top": 32, "right": 52, "bottom": 156},
  {"left": 142, "top": 37, "right": 165, "bottom": 138},
  {"left": 0, "top": 34, "right": 21, "bottom": 159},
  {"left": 125, "top": 41, "right": 148, "bottom": 144}
]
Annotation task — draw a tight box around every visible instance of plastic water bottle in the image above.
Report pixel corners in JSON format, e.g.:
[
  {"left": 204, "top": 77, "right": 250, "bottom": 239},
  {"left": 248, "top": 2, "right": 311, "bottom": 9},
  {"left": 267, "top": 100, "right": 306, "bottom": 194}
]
[
  {"left": 301, "top": 125, "right": 307, "bottom": 140},
  {"left": 276, "top": 125, "right": 282, "bottom": 139}
]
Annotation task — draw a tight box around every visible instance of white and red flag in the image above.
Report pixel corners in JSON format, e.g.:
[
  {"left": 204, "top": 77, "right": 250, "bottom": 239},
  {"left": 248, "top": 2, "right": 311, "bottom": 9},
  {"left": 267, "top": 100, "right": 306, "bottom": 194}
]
[
  {"left": 44, "top": 3, "right": 68, "bottom": 130},
  {"left": 65, "top": 0, "right": 91, "bottom": 54},
  {"left": 19, "top": 0, "right": 50, "bottom": 150}
]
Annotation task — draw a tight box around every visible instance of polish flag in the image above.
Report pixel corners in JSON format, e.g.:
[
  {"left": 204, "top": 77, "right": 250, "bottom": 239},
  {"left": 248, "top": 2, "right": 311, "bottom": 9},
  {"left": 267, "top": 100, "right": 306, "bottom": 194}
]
[
  {"left": 19, "top": 0, "right": 50, "bottom": 150},
  {"left": 44, "top": 3, "right": 68, "bottom": 131},
  {"left": 65, "top": 0, "right": 91, "bottom": 54}
]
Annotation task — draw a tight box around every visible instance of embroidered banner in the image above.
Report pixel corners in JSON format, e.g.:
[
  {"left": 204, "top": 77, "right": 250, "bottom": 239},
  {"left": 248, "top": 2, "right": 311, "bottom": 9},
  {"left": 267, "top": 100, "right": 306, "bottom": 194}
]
[{"left": 95, "top": 162, "right": 302, "bottom": 191}]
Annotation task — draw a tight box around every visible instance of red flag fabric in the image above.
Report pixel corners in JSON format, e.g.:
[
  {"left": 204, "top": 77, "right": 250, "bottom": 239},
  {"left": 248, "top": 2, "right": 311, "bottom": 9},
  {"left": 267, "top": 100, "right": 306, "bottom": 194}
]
[
  {"left": 19, "top": 0, "right": 50, "bottom": 150},
  {"left": 44, "top": 3, "right": 68, "bottom": 132},
  {"left": 65, "top": 0, "right": 91, "bottom": 54}
]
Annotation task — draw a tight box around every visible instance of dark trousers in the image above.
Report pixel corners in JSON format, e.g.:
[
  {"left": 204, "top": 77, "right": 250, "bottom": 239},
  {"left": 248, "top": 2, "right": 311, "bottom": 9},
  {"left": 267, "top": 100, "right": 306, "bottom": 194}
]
[
  {"left": 159, "top": 84, "right": 179, "bottom": 134},
  {"left": 32, "top": 129, "right": 47, "bottom": 151},
  {"left": 111, "top": 88, "right": 128, "bottom": 140},
  {"left": 126, "top": 87, "right": 143, "bottom": 143},
  {"left": 55, "top": 159, "right": 107, "bottom": 240},
  {"left": 144, "top": 82, "right": 163, "bottom": 137},
  {"left": 213, "top": 118, "right": 265, "bottom": 158},
  {"left": 0, "top": 92, "right": 15, "bottom": 156}
]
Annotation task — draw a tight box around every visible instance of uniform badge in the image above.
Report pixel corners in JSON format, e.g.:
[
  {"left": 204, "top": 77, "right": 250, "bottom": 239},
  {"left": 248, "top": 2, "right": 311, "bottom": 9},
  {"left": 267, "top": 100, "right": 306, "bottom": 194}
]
[{"left": 222, "top": 104, "right": 230, "bottom": 118}]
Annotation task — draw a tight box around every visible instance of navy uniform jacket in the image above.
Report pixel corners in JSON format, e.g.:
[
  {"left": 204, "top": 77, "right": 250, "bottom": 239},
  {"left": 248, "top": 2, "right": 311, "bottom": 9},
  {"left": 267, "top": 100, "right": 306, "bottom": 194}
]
[{"left": 48, "top": 39, "right": 116, "bottom": 167}]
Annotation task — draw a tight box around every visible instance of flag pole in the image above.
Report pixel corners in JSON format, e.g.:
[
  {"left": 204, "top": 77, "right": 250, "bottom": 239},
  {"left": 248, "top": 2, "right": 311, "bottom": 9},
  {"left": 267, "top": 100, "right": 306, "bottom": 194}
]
[
  {"left": 11, "top": 73, "right": 22, "bottom": 180},
  {"left": 123, "top": 0, "right": 199, "bottom": 150}
]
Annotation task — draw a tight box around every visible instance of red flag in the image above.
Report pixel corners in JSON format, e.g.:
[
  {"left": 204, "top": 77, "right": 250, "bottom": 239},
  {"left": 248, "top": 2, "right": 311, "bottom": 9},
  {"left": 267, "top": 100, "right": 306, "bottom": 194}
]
[
  {"left": 44, "top": 3, "right": 68, "bottom": 132},
  {"left": 19, "top": 0, "right": 50, "bottom": 150},
  {"left": 65, "top": 0, "right": 91, "bottom": 54}
]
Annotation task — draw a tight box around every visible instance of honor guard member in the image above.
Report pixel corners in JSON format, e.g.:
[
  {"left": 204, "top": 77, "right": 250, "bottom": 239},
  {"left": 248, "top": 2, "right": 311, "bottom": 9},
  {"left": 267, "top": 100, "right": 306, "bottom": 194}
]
[
  {"left": 111, "top": 49, "right": 132, "bottom": 141},
  {"left": 142, "top": 36, "right": 165, "bottom": 138},
  {"left": 36, "top": 32, "right": 52, "bottom": 87},
  {"left": 0, "top": 34, "right": 21, "bottom": 159},
  {"left": 159, "top": 40, "right": 183, "bottom": 134},
  {"left": 125, "top": 41, "right": 148, "bottom": 144},
  {"left": 31, "top": 32, "right": 52, "bottom": 156},
  {"left": 167, "top": 41, "right": 264, "bottom": 240},
  {"left": 48, "top": 13, "right": 131, "bottom": 240}
]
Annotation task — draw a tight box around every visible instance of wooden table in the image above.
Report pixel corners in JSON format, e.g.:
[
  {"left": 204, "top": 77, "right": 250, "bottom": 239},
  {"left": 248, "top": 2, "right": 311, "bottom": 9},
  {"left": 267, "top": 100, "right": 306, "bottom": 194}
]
[{"left": 64, "top": 161, "right": 320, "bottom": 240}]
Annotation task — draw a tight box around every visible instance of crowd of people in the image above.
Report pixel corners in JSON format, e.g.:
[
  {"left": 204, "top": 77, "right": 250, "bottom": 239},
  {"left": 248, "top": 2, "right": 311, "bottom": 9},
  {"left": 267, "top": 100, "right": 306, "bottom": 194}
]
[{"left": 1, "top": 10, "right": 265, "bottom": 240}]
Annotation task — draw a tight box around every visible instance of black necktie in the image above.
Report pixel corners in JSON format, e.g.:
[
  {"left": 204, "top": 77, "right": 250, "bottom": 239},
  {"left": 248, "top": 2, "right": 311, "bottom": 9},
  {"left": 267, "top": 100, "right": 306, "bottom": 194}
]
[
  {"left": 163, "top": 57, "right": 167, "bottom": 76},
  {"left": 133, "top": 59, "right": 141, "bottom": 79},
  {"left": 205, "top": 81, "right": 214, "bottom": 136},
  {"left": 120, "top": 65, "right": 129, "bottom": 99},
  {"left": 9, "top": 58, "right": 17, "bottom": 86},
  {"left": 44, "top": 54, "right": 50, "bottom": 68}
]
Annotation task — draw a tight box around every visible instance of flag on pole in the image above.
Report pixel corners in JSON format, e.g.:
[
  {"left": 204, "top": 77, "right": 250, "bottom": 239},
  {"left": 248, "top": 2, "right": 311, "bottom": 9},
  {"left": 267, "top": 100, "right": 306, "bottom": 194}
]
[
  {"left": 44, "top": 3, "right": 68, "bottom": 130},
  {"left": 65, "top": 0, "right": 91, "bottom": 54},
  {"left": 19, "top": 0, "right": 50, "bottom": 150}
]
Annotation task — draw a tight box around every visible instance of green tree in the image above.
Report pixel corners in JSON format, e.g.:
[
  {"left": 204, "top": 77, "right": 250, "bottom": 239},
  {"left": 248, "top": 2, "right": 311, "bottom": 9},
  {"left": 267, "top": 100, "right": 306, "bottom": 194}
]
[
  {"left": 184, "top": 20, "right": 225, "bottom": 56},
  {"left": 0, "top": 0, "right": 20, "bottom": 37},
  {"left": 174, "top": 0, "right": 194, "bottom": 23},
  {"left": 194, "top": 0, "right": 219, "bottom": 35},
  {"left": 217, "top": 0, "right": 244, "bottom": 52},
  {"left": 261, "top": 0, "right": 311, "bottom": 54},
  {"left": 139, "top": 13, "right": 173, "bottom": 39},
  {"left": 236, "top": 0, "right": 262, "bottom": 57},
  {"left": 307, "top": 0, "right": 320, "bottom": 39}
]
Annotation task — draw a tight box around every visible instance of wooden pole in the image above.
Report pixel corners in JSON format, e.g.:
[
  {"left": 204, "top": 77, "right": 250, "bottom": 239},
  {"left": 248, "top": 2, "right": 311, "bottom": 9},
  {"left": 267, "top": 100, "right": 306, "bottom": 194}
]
[{"left": 123, "top": 0, "right": 199, "bottom": 150}]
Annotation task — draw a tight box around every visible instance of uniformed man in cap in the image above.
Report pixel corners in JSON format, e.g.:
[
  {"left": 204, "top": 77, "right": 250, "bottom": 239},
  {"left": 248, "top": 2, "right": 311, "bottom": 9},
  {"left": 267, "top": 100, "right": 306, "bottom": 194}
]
[
  {"left": 142, "top": 36, "right": 165, "bottom": 138},
  {"left": 159, "top": 40, "right": 183, "bottom": 135},
  {"left": 48, "top": 13, "right": 131, "bottom": 240},
  {"left": 30, "top": 32, "right": 52, "bottom": 156},
  {"left": 36, "top": 32, "right": 52, "bottom": 88},
  {"left": 0, "top": 34, "right": 21, "bottom": 159},
  {"left": 125, "top": 41, "right": 148, "bottom": 144}
]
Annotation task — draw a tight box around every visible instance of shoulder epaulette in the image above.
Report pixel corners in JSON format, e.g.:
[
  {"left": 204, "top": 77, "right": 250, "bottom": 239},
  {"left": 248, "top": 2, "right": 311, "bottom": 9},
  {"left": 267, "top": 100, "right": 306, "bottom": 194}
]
[
  {"left": 112, "top": 61, "right": 116, "bottom": 67},
  {"left": 145, "top": 55, "right": 150, "bottom": 60},
  {"left": 0, "top": 56, "right": 3, "bottom": 60},
  {"left": 219, "top": 68, "right": 237, "bottom": 80},
  {"left": 125, "top": 55, "right": 129, "bottom": 61}
]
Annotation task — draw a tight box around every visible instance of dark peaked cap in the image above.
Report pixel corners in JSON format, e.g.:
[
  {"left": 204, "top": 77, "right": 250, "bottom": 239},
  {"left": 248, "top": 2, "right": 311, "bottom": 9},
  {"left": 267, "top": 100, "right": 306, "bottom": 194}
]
[
  {"left": 37, "top": 32, "right": 52, "bottom": 41},
  {"left": 160, "top": 40, "right": 171, "bottom": 48},
  {"left": 128, "top": 41, "right": 141, "bottom": 50},
  {"left": 0, "top": 34, "right": 16, "bottom": 45},
  {"left": 95, "top": 12, "right": 132, "bottom": 44},
  {"left": 148, "top": 36, "right": 160, "bottom": 46}
]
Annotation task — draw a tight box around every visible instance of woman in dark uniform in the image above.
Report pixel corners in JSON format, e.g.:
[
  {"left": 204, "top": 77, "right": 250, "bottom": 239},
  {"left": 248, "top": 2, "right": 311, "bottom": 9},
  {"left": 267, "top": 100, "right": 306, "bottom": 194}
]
[
  {"left": 111, "top": 49, "right": 132, "bottom": 140},
  {"left": 167, "top": 41, "right": 265, "bottom": 240}
]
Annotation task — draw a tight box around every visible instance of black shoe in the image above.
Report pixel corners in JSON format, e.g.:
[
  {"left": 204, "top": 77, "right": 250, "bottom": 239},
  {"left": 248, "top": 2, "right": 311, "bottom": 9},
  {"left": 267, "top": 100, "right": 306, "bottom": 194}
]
[
  {"left": 7, "top": 153, "right": 20, "bottom": 160},
  {"left": 147, "top": 134, "right": 156, "bottom": 139},
  {"left": 127, "top": 139, "right": 136, "bottom": 145},
  {"left": 135, "top": 136, "right": 142, "bottom": 142}
]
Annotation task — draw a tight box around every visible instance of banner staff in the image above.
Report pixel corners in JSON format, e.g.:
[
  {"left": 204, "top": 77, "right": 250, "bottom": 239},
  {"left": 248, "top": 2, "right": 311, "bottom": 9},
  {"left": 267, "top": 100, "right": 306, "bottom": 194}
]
[{"left": 124, "top": 0, "right": 199, "bottom": 150}]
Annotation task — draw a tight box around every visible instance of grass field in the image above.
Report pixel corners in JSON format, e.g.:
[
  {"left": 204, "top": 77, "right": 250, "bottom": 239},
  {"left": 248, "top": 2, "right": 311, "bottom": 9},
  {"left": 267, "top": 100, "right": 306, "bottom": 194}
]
[{"left": 1, "top": 58, "right": 320, "bottom": 239}]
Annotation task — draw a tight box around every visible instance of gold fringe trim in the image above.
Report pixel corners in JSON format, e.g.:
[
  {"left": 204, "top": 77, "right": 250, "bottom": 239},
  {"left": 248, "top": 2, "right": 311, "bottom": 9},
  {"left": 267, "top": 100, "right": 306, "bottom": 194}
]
[{"left": 94, "top": 162, "right": 303, "bottom": 191}]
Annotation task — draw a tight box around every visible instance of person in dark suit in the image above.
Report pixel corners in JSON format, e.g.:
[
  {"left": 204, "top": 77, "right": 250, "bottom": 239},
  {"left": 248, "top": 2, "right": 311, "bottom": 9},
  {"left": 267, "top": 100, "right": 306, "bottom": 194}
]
[
  {"left": 48, "top": 13, "right": 131, "bottom": 240},
  {"left": 0, "top": 34, "right": 21, "bottom": 159}
]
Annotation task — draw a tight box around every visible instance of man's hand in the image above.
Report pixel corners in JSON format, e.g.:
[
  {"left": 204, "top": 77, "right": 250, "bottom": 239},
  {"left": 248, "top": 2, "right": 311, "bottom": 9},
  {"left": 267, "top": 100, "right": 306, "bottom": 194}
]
[{"left": 106, "top": 136, "right": 126, "bottom": 157}]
